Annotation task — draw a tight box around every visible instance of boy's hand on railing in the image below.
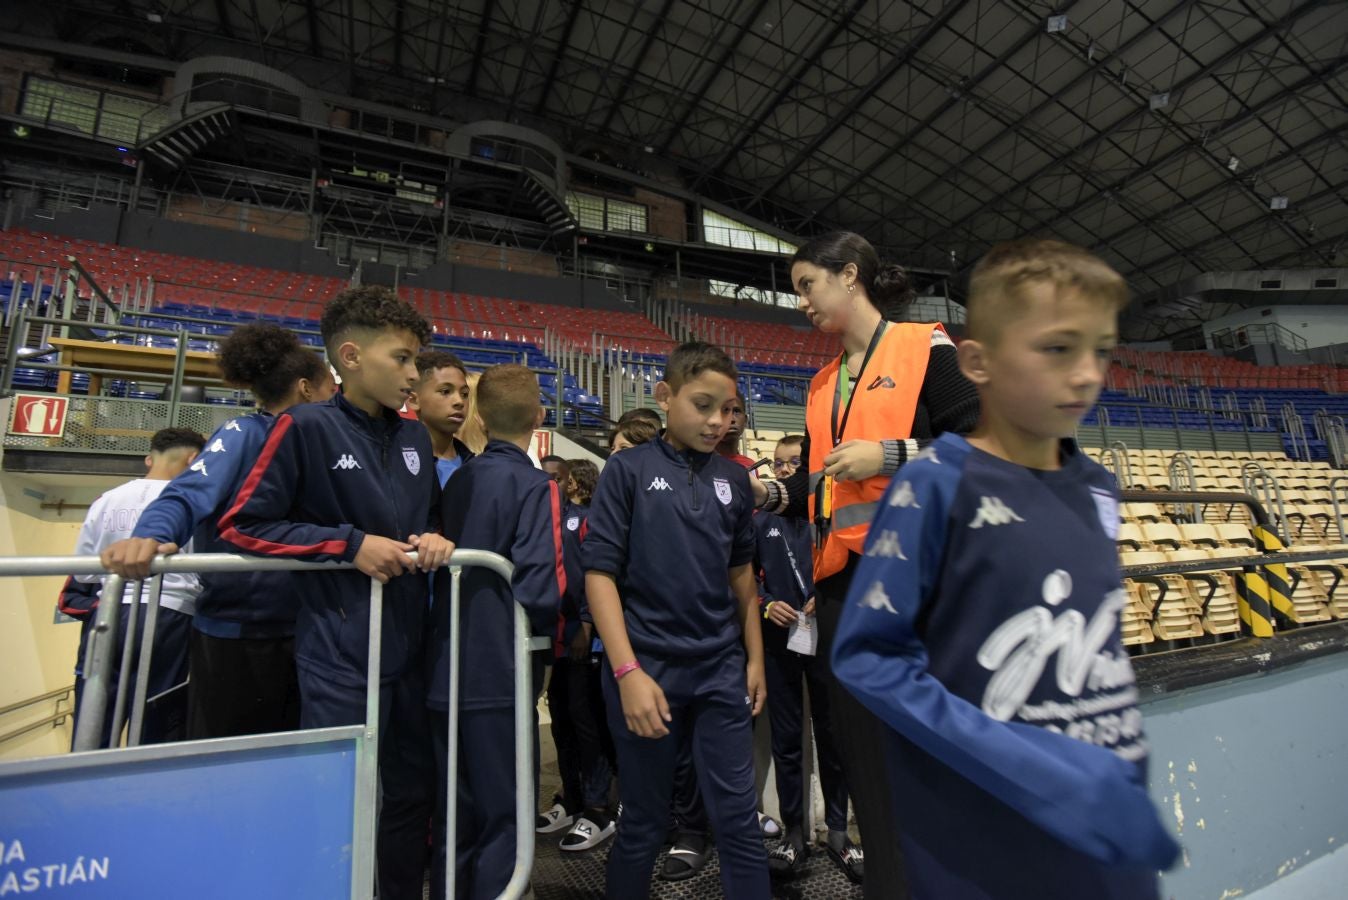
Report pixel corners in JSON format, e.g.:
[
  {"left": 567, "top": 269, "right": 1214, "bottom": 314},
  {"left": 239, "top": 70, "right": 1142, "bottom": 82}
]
[
  {"left": 354, "top": 536, "right": 416, "bottom": 584},
  {"left": 101, "top": 537, "right": 179, "bottom": 581},
  {"left": 408, "top": 533, "right": 454, "bottom": 573},
  {"left": 619, "top": 670, "right": 671, "bottom": 739}
]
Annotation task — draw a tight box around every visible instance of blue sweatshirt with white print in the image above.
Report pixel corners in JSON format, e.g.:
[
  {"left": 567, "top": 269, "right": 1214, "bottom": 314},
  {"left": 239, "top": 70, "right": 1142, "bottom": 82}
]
[
  {"left": 131, "top": 411, "right": 297, "bottom": 638},
  {"left": 219, "top": 392, "right": 440, "bottom": 688},
  {"left": 426, "top": 441, "right": 564, "bottom": 711},
  {"left": 583, "top": 437, "right": 756, "bottom": 658},
  {"left": 833, "top": 432, "right": 1179, "bottom": 900}
]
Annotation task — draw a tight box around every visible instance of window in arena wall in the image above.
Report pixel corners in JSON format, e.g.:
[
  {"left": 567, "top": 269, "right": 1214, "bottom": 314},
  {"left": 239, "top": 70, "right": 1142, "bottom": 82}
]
[
  {"left": 709, "top": 279, "right": 798, "bottom": 309},
  {"left": 566, "top": 191, "right": 649, "bottom": 234},
  {"left": 702, "top": 210, "right": 797, "bottom": 255},
  {"left": 605, "top": 198, "right": 647, "bottom": 233}
]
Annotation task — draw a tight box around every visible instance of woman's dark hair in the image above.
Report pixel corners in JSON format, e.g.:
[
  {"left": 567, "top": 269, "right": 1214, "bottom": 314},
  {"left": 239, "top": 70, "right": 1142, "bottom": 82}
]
[
  {"left": 218, "top": 323, "right": 328, "bottom": 407},
  {"left": 790, "top": 231, "right": 915, "bottom": 320}
]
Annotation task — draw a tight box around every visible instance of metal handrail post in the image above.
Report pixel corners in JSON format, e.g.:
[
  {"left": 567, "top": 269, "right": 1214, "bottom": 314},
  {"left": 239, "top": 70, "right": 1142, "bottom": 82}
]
[
  {"left": 168, "top": 329, "right": 188, "bottom": 424},
  {"left": 126, "top": 575, "right": 166, "bottom": 747},
  {"left": 72, "top": 573, "right": 125, "bottom": 751},
  {"left": 444, "top": 566, "right": 464, "bottom": 900},
  {"left": 107, "top": 579, "right": 145, "bottom": 747},
  {"left": 352, "top": 578, "right": 383, "bottom": 900},
  {"left": 506, "top": 601, "right": 536, "bottom": 900},
  {"left": 3, "top": 305, "right": 25, "bottom": 393}
]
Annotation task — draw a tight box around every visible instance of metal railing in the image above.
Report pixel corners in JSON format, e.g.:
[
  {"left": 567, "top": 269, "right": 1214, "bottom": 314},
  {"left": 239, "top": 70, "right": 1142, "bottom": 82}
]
[
  {"left": 1241, "top": 463, "right": 1291, "bottom": 543},
  {"left": 0, "top": 550, "right": 536, "bottom": 900},
  {"left": 1281, "top": 403, "right": 1311, "bottom": 460},
  {"left": 1120, "top": 489, "right": 1348, "bottom": 651},
  {"left": 0, "top": 684, "right": 75, "bottom": 747}
]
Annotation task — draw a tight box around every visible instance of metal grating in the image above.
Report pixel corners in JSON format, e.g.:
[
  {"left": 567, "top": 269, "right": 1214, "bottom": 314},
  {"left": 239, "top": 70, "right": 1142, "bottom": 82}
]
[{"left": 3, "top": 397, "right": 246, "bottom": 455}]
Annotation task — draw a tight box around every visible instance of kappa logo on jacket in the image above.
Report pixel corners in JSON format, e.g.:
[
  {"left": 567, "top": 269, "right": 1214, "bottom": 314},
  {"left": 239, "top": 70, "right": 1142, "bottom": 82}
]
[
  {"left": 189, "top": 458, "right": 209, "bottom": 477},
  {"left": 332, "top": 453, "right": 363, "bottom": 471},
  {"left": 206, "top": 438, "right": 227, "bottom": 454},
  {"left": 767, "top": 527, "right": 781, "bottom": 538},
  {"left": 860, "top": 580, "right": 898, "bottom": 614},
  {"left": 867, "top": 375, "right": 896, "bottom": 390},
  {"left": 866, "top": 529, "right": 908, "bottom": 560},
  {"left": 968, "top": 496, "right": 1025, "bottom": 529},
  {"left": 224, "top": 420, "right": 242, "bottom": 432},
  {"left": 647, "top": 476, "right": 672, "bottom": 492},
  {"left": 888, "top": 480, "right": 920, "bottom": 508}
]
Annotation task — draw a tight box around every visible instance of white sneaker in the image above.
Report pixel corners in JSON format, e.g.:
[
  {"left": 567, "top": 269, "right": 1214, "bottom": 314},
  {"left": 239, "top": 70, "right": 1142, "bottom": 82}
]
[
  {"left": 758, "top": 812, "right": 782, "bottom": 838},
  {"left": 560, "top": 814, "right": 616, "bottom": 851},
  {"left": 535, "top": 803, "right": 574, "bottom": 834}
]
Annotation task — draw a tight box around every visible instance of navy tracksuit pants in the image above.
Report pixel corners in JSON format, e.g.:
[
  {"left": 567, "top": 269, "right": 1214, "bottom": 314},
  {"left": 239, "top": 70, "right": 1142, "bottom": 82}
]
[
  {"left": 73, "top": 604, "right": 192, "bottom": 748},
  {"left": 764, "top": 648, "right": 849, "bottom": 833},
  {"left": 602, "top": 647, "right": 769, "bottom": 900},
  {"left": 298, "top": 665, "right": 432, "bottom": 900}
]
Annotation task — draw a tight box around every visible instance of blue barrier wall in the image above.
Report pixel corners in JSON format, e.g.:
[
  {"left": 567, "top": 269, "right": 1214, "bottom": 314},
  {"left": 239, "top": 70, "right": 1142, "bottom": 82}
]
[
  {"left": 1144, "top": 652, "right": 1348, "bottom": 899},
  {"left": 0, "top": 732, "right": 360, "bottom": 897}
]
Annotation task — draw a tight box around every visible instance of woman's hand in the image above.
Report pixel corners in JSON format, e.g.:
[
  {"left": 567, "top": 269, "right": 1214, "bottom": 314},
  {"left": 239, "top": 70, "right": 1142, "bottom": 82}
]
[{"left": 823, "top": 440, "right": 884, "bottom": 481}]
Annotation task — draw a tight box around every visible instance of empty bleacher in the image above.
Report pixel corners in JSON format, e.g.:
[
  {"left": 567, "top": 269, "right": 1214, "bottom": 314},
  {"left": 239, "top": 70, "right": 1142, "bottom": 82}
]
[{"left": 1103, "top": 448, "right": 1348, "bottom": 654}]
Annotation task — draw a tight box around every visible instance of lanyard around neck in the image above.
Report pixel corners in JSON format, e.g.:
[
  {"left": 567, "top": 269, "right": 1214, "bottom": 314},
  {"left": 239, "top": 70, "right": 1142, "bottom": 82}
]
[{"left": 830, "top": 320, "right": 887, "bottom": 447}]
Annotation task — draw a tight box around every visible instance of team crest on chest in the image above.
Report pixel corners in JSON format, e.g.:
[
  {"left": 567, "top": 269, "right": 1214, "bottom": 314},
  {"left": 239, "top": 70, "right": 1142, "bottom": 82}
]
[
  {"left": 567, "top": 516, "right": 580, "bottom": 531},
  {"left": 402, "top": 448, "right": 421, "bottom": 476},
  {"left": 713, "top": 477, "right": 733, "bottom": 506}
]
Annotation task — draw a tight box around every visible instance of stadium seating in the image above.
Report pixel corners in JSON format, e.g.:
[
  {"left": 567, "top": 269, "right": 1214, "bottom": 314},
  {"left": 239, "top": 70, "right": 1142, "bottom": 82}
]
[{"left": 1109, "top": 448, "right": 1348, "bottom": 653}]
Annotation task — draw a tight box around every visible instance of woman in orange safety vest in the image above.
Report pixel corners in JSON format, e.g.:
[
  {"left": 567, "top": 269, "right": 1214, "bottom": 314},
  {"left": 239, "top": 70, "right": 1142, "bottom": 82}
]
[{"left": 752, "top": 231, "right": 978, "bottom": 898}]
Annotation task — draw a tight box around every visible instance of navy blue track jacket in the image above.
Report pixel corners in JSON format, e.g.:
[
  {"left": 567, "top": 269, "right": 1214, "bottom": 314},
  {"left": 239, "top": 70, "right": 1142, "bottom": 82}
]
[
  {"left": 132, "top": 411, "right": 298, "bottom": 638},
  {"left": 560, "top": 501, "right": 590, "bottom": 638},
  {"left": 583, "top": 437, "right": 756, "bottom": 658},
  {"left": 754, "top": 511, "right": 813, "bottom": 657},
  {"left": 426, "top": 440, "right": 565, "bottom": 711},
  {"left": 219, "top": 392, "right": 440, "bottom": 687}
]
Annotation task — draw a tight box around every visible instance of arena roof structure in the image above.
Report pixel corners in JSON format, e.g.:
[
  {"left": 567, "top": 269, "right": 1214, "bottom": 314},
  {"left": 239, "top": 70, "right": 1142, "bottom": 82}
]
[{"left": 3, "top": 0, "right": 1346, "bottom": 298}]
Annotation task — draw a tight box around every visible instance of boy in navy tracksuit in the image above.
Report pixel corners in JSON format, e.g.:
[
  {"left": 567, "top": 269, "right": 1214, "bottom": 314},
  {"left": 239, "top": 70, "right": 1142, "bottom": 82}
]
[
  {"left": 584, "top": 341, "right": 770, "bottom": 900},
  {"left": 756, "top": 434, "right": 856, "bottom": 880},
  {"left": 426, "top": 363, "right": 565, "bottom": 900},
  {"left": 100, "top": 323, "right": 335, "bottom": 739},
  {"left": 411, "top": 349, "right": 476, "bottom": 485},
  {"left": 833, "top": 240, "right": 1180, "bottom": 899},
  {"left": 218, "top": 286, "right": 452, "bottom": 900}
]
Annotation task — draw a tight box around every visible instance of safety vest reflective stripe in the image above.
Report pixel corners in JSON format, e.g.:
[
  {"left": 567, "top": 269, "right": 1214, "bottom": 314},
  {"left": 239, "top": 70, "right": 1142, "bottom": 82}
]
[{"left": 832, "top": 501, "right": 880, "bottom": 531}]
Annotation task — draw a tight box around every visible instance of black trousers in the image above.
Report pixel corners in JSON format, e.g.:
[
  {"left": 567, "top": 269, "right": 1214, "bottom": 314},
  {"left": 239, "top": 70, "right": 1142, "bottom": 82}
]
[
  {"left": 186, "top": 629, "right": 301, "bottom": 739},
  {"left": 817, "top": 559, "right": 911, "bottom": 899},
  {"left": 764, "top": 648, "right": 849, "bottom": 833}
]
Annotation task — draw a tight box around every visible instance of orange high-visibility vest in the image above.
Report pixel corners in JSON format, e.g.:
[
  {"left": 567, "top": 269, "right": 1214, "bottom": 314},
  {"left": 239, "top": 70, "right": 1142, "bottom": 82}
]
[{"left": 806, "top": 322, "right": 940, "bottom": 581}]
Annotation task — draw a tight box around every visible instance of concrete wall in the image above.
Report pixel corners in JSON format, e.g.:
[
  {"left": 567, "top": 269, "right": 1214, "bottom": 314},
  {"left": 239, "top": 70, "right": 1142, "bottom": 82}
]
[
  {"left": 1144, "top": 652, "right": 1348, "bottom": 899},
  {"left": 0, "top": 398, "right": 121, "bottom": 760}
]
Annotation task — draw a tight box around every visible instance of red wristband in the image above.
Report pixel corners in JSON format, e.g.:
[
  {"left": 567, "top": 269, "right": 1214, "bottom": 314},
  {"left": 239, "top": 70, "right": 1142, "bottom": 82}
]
[{"left": 613, "top": 660, "right": 641, "bottom": 681}]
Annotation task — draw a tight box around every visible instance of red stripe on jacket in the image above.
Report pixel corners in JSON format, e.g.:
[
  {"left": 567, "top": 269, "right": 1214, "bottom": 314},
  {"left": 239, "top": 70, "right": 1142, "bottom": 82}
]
[{"left": 218, "top": 415, "right": 350, "bottom": 557}]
